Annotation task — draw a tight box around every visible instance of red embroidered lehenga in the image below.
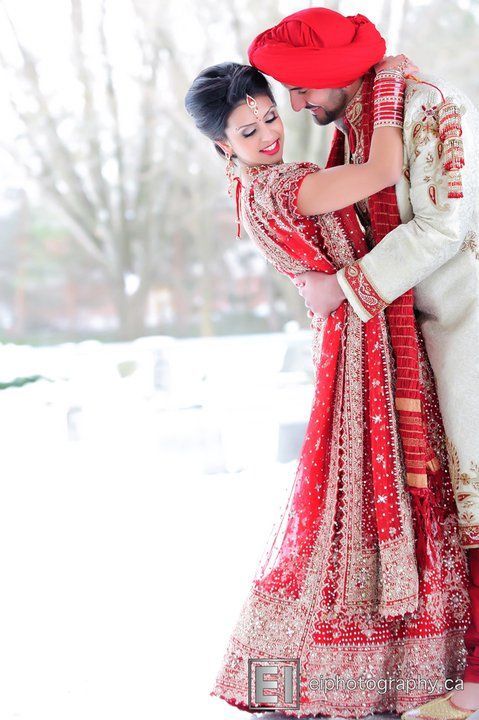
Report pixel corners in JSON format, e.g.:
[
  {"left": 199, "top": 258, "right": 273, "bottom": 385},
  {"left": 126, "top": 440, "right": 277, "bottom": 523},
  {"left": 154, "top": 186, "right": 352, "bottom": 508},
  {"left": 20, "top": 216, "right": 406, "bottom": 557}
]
[{"left": 209, "top": 161, "right": 470, "bottom": 718}]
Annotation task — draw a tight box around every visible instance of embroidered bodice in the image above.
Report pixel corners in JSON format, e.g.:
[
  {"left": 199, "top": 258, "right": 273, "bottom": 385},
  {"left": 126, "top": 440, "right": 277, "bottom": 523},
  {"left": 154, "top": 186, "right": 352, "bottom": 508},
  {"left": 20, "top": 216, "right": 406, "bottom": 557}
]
[{"left": 240, "top": 161, "right": 367, "bottom": 279}]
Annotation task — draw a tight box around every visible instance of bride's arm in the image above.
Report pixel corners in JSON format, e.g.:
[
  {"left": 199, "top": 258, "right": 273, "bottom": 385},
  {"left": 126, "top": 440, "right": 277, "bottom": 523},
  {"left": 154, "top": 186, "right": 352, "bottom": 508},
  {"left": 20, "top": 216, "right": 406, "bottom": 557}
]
[
  {"left": 296, "top": 57, "right": 415, "bottom": 217},
  {"left": 296, "top": 126, "right": 403, "bottom": 216}
]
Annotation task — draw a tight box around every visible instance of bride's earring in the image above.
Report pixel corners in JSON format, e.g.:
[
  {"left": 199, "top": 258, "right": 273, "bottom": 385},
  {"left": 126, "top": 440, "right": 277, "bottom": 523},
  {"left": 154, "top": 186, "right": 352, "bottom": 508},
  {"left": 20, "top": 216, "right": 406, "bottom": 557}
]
[
  {"left": 223, "top": 150, "right": 242, "bottom": 240},
  {"left": 224, "top": 150, "right": 236, "bottom": 189}
]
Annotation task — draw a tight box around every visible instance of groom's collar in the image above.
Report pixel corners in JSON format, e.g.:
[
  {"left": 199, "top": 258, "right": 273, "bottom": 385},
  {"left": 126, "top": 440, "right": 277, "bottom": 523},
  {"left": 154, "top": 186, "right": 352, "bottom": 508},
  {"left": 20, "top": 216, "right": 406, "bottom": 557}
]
[
  {"left": 344, "top": 77, "right": 365, "bottom": 128},
  {"left": 332, "top": 76, "right": 365, "bottom": 134}
]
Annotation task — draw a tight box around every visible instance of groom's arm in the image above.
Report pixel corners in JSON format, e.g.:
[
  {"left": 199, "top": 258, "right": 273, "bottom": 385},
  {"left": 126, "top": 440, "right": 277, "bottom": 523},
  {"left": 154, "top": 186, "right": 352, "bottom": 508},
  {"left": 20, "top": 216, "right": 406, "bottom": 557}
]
[{"left": 335, "top": 80, "right": 469, "bottom": 322}]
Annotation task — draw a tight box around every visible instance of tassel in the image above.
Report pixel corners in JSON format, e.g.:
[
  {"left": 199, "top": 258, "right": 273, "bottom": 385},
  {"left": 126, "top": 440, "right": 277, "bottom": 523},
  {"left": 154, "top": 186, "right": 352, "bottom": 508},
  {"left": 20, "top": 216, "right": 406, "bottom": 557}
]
[
  {"left": 446, "top": 171, "right": 463, "bottom": 199},
  {"left": 405, "top": 76, "right": 465, "bottom": 200},
  {"left": 228, "top": 176, "right": 243, "bottom": 240},
  {"left": 407, "top": 485, "right": 445, "bottom": 574},
  {"left": 438, "top": 99, "right": 465, "bottom": 198}
]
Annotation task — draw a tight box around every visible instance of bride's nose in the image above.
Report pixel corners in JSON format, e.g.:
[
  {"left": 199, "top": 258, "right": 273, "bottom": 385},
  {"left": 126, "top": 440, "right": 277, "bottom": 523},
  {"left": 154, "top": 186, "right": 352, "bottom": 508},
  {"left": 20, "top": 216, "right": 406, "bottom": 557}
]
[{"left": 259, "top": 128, "right": 278, "bottom": 143}]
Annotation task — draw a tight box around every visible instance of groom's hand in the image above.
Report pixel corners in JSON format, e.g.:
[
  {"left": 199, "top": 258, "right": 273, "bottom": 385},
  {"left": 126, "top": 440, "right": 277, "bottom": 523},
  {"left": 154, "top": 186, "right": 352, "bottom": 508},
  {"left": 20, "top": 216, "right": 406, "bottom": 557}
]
[{"left": 292, "top": 271, "right": 346, "bottom": 318}]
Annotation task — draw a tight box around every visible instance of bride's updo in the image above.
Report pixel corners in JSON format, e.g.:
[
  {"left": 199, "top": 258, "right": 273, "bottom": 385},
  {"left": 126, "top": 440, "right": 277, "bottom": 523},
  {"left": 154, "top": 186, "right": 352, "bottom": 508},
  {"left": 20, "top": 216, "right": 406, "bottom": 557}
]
[{"left": 184, "top": 62, "right": 275, "bottom": 157}]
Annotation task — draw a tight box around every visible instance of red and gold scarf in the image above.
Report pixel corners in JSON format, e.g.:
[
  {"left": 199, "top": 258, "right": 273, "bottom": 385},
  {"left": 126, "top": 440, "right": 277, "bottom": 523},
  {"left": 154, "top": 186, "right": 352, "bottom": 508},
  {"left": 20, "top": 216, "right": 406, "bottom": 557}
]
[{"left": 325, "top": 68, "right": 446, "bottom": 568}]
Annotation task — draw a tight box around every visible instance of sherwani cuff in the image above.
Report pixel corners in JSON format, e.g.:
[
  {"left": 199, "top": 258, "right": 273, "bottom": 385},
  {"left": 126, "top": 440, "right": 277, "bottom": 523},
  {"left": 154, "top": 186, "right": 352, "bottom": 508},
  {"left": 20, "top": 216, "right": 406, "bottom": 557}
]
[{"left": 336, "top": 261, "right": 390, "bottom": 322}]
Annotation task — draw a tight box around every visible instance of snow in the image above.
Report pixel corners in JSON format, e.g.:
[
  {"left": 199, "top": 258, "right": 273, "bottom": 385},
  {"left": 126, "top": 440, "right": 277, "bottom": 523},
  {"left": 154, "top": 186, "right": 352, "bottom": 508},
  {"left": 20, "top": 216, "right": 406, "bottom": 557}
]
[{"left": 0, "top": 333, "right": 396, "bottom": 719}]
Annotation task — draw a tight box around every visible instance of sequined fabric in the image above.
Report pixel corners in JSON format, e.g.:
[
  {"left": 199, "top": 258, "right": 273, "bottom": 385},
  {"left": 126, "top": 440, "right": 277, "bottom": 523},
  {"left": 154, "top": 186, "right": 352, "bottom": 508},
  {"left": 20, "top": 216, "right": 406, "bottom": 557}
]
[
  {"left": 210, "top": 162, "right": 470, "bottom": 717},
  {"left": 334, "top": 72, "right": 479, "bottom": 548}
]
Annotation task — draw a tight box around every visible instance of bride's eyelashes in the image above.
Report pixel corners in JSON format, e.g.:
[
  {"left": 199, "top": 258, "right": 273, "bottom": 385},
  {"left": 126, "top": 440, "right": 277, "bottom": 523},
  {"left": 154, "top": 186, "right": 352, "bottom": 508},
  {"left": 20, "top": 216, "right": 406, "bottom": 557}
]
[{"left": 242, "top": 114, "right": 279, "bottom": 138}]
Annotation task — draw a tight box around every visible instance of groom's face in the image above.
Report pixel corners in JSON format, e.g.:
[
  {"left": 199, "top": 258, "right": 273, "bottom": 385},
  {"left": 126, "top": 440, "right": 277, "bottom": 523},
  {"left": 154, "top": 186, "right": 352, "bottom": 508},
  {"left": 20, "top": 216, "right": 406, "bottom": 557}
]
[{"left": 283, "top": 84, "right": 350, "bottom": 125}]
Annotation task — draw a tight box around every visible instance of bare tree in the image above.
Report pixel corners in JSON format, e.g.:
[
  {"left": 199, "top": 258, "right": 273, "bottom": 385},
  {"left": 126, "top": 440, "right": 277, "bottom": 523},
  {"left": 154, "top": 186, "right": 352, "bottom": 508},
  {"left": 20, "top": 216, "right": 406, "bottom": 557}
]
[{"left": 0, "top": 0, "right": 182, "bottom": 338}]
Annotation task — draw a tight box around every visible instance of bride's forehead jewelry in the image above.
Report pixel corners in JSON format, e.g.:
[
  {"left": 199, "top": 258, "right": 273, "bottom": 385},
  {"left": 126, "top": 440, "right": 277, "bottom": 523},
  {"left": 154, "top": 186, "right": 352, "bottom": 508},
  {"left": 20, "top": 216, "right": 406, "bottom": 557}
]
[{"left": 245, "top": 93, "right": 260, "bottom": 118}]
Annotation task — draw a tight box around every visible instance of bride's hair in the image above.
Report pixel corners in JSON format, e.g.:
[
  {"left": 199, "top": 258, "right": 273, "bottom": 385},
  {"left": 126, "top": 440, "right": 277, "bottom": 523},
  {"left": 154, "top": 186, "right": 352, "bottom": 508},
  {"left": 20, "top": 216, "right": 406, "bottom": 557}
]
[{"left": 185, "top": 62, "right": 275, "bottom": 158}]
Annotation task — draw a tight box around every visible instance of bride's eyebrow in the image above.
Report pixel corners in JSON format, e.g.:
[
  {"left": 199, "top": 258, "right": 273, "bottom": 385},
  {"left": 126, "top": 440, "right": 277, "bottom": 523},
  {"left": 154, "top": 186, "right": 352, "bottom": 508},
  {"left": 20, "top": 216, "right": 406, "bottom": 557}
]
[{"left": 235, "top": 104, "right": 276, "bottom": 131}]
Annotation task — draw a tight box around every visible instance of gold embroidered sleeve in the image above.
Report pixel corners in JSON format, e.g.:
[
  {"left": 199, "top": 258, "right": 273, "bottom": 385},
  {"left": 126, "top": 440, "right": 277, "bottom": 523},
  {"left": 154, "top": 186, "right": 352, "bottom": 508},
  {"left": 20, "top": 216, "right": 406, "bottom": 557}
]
[
  {"left": 339, "top": 82, "right": 468, "bottom": 322},
  {"left": 336, "top": 261, "right": 389, "bottom": 321},
  {"left": 240, "top": 162, "right": 321, "bottom": 278}
]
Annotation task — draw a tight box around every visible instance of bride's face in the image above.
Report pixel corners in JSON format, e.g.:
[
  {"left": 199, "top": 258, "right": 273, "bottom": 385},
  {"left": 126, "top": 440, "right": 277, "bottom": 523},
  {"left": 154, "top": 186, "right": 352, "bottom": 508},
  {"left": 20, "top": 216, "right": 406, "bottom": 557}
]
[{"left": 217, "top": 93, "right": 284, "bottom": 166}]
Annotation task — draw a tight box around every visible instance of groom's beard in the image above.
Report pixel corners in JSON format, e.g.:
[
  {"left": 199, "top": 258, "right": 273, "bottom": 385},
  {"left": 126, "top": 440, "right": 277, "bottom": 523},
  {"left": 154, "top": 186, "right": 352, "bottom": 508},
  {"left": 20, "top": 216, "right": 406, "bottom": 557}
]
[{"left": 307, "top": 89, "right": 349, "bottom": 126}]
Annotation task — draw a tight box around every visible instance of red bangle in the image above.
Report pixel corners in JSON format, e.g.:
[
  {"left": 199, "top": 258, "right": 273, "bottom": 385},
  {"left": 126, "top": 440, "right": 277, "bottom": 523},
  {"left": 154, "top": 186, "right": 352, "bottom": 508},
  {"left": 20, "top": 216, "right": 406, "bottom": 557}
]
[{"left": 373, "top": 70, "right": 406, "bottom": 128}]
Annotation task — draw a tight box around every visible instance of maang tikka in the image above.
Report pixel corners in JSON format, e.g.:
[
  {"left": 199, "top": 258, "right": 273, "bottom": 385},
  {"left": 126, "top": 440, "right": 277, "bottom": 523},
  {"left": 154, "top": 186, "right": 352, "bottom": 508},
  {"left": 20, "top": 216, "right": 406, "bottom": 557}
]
[{"left": 246, "top": 93, "right": 260, "bottom": 118}]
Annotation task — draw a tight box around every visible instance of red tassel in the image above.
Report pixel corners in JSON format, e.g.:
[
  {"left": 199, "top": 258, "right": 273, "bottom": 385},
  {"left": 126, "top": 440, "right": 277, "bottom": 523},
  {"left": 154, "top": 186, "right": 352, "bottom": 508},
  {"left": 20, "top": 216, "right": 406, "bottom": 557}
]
[
  {"left": 228, "top": 176, "right": 243, "bottom": 240},
  {"left": 234, "top": 176, "right": 242, "bottom": 240},
  {"left": 407, "top": 486, "right": 445, "bottom": 573},
  {"left": 446, "top": 172, "right": 463, "bottom": 199},
  {"left": 406, "top": 77, "right": 465, "bottom": 200},
  {"left": 438, "top": 100, "right": 465, "bottom": 199}
]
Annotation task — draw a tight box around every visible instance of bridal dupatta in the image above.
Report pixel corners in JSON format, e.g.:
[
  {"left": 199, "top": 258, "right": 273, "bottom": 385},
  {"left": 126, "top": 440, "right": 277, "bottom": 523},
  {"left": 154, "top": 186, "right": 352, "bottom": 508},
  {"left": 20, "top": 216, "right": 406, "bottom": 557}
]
[{"left": 210, "top": 161, "right": 469, "bottom": 717}]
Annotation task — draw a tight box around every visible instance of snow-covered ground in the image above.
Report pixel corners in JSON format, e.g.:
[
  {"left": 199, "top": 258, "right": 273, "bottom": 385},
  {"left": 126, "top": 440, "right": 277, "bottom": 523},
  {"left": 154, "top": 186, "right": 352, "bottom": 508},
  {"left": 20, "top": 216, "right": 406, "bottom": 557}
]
[{"left": 0, "top": 331, "right": 400, "bottom": 720}]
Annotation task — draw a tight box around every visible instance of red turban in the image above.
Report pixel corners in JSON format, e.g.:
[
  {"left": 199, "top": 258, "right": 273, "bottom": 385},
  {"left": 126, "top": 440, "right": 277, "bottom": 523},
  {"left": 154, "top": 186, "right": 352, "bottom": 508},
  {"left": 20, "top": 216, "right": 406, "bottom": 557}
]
[{"left": 248, "top": 7, "right": 386, "bottom": 89}]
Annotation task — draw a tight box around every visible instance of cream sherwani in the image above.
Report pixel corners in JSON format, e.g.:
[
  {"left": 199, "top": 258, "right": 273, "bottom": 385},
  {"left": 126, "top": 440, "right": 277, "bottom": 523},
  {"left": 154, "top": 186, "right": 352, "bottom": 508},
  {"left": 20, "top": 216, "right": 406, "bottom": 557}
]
[{"left": 335, "top": 72, "right": 479, "bottom": 549}]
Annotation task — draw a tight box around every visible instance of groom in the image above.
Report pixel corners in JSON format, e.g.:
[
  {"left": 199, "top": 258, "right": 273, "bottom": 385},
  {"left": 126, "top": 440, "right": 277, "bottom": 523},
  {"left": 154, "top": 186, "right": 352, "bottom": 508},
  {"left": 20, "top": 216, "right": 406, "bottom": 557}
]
[{"left": 249, "top": 6, "right": 479, "bottom": 717}]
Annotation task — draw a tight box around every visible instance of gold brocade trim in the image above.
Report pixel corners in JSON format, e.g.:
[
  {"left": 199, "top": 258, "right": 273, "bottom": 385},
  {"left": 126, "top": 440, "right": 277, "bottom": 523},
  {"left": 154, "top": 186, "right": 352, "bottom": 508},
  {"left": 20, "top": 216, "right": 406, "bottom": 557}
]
[
  {"left": 406, "top": 472, "right": 428, "bottom": 488},
  {"left": 343, "top": 260, "right": 389, "bottom": 317},
  {"left": 399, "top": 414, "right": 422, "bottom": 424},
  {"left": 427, "top": 457, "right": 441, "bottom": 472},
  {"left": 396, "top": 397, "right": 422, "bottom": 411},
  {"left": 240, "top": 162, "right": 321, "bottom": 278},
  {"left": 445, "top": 436, "right": 479, "bottom": 549},
  {"left": 211, "top": 632, "right": 468, "bottom": 717},
  {"left": 402, "top": 437, "right": 423, "bottom": 447}
]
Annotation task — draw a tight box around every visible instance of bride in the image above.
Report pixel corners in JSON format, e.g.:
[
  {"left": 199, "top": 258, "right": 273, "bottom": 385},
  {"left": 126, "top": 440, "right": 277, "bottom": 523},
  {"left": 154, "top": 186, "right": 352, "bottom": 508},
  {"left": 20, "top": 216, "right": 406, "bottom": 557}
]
[{"left": 185, "top": 55, "right": 470, "bottom": 718}]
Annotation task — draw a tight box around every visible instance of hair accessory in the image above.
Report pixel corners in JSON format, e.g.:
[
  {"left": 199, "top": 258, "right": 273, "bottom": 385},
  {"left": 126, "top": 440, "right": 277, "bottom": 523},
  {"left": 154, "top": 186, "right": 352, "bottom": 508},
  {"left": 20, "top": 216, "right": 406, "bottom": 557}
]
[{"left": 246, "top": 93, "right": 260, "bottom": 118}]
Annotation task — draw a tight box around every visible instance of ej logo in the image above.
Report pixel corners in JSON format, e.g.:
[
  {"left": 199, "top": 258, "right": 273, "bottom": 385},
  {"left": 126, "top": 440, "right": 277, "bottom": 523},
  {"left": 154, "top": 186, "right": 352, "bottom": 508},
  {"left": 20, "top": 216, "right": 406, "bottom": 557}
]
[{"left": 248, "top": 658, "right": 300, "bottom": 710}]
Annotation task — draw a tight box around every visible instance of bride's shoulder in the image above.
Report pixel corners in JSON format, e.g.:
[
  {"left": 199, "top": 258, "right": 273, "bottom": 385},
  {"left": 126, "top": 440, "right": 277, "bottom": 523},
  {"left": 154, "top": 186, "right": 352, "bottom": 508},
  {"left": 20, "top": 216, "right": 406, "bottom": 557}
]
[
  {"left": 244, "top": 161, "right": 321, "bottom": 221},
  {"left": 255, "top": 160, "right": 318, "bottom": 179},
  {"left": 248, "top": 161, "right": 320, "bottom": 196}
]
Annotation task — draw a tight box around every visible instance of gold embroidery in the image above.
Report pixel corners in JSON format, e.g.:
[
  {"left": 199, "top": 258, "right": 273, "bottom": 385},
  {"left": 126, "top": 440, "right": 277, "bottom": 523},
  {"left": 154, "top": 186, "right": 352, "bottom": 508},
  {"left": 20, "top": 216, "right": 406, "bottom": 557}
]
[
  {"left": 241, "top": 164, "right": 314, "bottom": 277},
  {"left": 346, "top": 96, "right": 365, "bottom": 165},
  {"left": 402, "top": 437, "right": 423, "bottom": 447},
  {"left": 395, "top": 397, "right": 421, "bottom": 412},
  {"left": 212, "top": 304, "right": 470, "bottom": 716},
  {"left": 409, "top": 98, "right": 452, "bottom": 211},
  {"left": 461, "top": 230, "right": 479, "bottom": 260},
  {"left": 310, "top": 315, "right": 326, "bottom": 370},
  {"left": 406, "top": 472, "right": 428, "bottom": 488},
  {"left": 316, "top": 211, "right": 356, "bottom": 265},
  {"left": 343, "top": 260, "right": 389, "bottom": 316},
  {"left": 446, "top": 436, "right": 479, "bottom": 548},
  {"left": 211, "top": 107, "right": 471, "bottom": 720}
]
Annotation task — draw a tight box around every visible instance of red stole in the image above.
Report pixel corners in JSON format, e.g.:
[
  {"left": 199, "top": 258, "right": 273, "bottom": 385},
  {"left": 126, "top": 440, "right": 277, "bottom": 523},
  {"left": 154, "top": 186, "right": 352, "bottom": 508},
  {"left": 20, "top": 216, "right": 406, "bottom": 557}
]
[{"left": 325, "top": 68, "right": 446, "bottom": 569}]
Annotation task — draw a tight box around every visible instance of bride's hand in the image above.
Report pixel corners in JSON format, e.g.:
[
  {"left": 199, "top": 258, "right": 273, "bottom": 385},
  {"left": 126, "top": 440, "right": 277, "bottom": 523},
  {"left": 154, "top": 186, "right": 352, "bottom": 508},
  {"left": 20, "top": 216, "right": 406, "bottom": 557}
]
[
  {"left": 374, "top": 53, "right": 419, "bottom": 77},
  {"left": 292, "top": 271, "right": 346, "bottom": 318}
]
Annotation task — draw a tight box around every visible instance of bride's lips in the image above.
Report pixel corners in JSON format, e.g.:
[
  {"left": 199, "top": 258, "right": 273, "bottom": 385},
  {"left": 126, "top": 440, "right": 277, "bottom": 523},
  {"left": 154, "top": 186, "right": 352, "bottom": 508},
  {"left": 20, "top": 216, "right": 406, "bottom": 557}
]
[{"left": 260, "top": 139, "right": 281, "bottom": 155}]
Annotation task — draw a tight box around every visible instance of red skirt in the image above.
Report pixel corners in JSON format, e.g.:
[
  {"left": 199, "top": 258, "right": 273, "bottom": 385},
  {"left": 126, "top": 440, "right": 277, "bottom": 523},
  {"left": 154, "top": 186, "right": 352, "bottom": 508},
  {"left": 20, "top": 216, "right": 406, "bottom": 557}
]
[{"left": 210, "top": 309, "right": 470, "bottom": 718}]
